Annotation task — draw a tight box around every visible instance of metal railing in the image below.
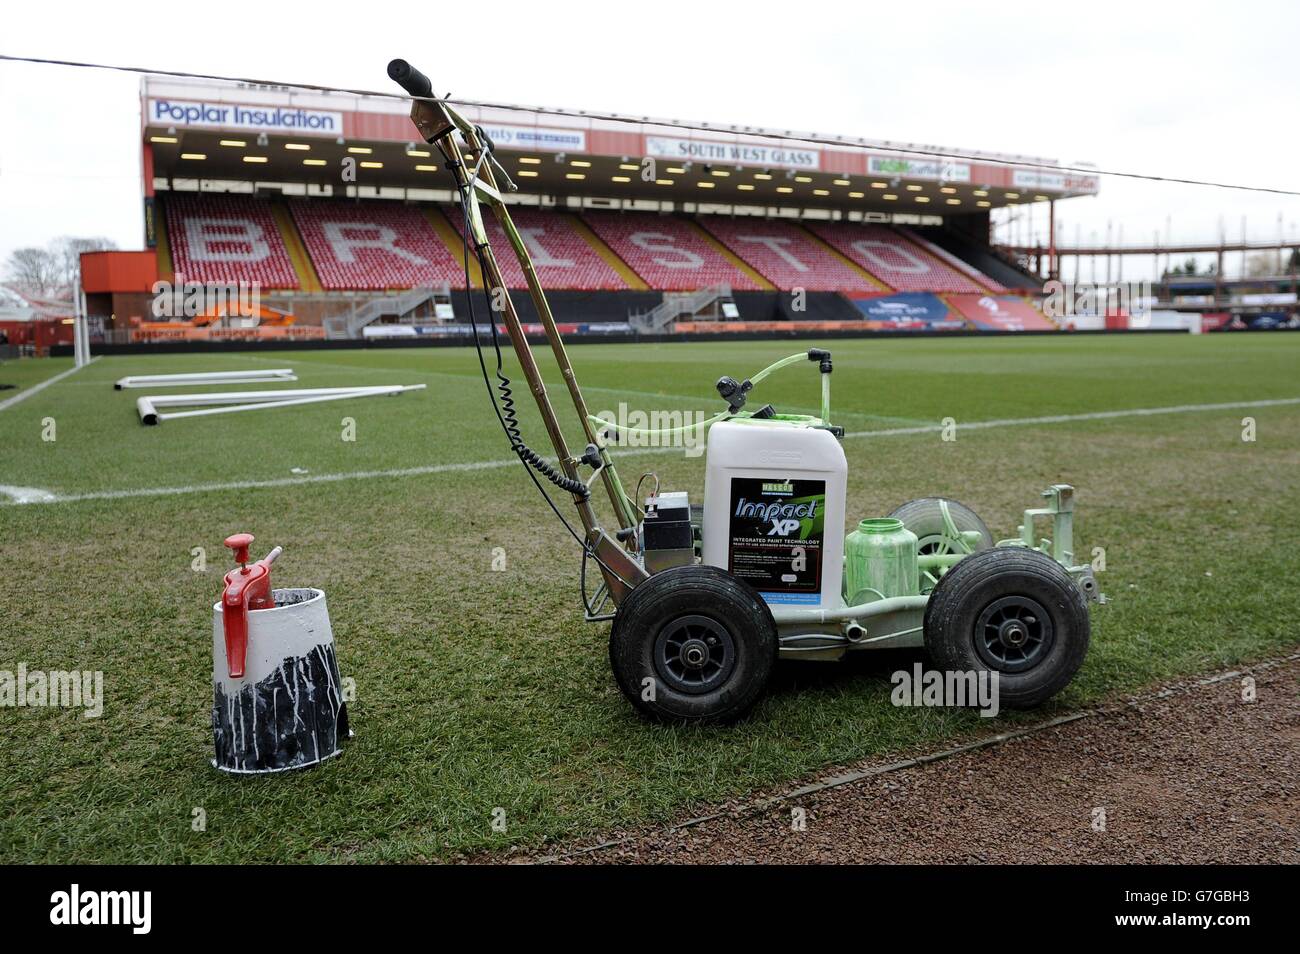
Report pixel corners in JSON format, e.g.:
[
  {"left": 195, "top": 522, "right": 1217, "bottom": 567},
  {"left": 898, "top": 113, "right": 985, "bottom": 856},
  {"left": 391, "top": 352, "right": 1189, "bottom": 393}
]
[
  {"left": 323, "top": 285, "right": 453, "bottom": 339},
  {"left": 629, "top": 284, "right": 732, "bottom": 333}
]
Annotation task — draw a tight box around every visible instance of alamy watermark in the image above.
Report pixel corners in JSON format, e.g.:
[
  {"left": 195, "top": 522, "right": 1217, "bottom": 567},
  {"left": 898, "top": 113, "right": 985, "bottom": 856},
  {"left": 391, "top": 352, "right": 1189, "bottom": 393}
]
[
  {"left": 593, "top": 402, "right": 711, "bottom": 458},
  {"left": 891, "top": 664, "right": 1000, "bottom": 717},
  {"left": 1042, "top": 280, "right": 1154, "bottom": 326},
  {"left": 151, "top": 274, "right": 261, "bottom": 320},
  {"left": 0, "top": 664, "right": 103, "bottom": 718},
  {"left": 50, "top": 884, "right": 150, "bottom": 934}
]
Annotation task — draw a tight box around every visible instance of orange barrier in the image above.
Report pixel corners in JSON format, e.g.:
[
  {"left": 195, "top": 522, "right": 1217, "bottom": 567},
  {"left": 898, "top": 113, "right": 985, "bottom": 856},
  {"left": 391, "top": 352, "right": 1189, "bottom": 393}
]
[
  {"left": 674, "top": 319, "right": 972, "bottom": 333},
  {"left": 129, "top": 325, "right": 325, "bottom": 343}
]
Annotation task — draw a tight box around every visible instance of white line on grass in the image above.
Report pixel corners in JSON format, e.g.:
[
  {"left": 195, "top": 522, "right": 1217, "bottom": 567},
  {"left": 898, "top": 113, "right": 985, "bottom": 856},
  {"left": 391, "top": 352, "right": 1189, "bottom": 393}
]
[
  {"left": 843, "top": 395, "right": 1300, "bottom": 439},
  {"left": 7, "top": 395, "right": 1299, "bottom": 506},
  {"left": 0, "top": 485, "right": 59, "bottom": 503},
  {"left": 0, "top": 357, "right": 100, "bottom": 412}
]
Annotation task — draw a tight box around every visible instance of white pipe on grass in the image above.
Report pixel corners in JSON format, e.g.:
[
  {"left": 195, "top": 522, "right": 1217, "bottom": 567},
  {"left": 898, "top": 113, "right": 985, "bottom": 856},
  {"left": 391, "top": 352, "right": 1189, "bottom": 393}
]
[
  {"left": 115, "top": 369, "right": 298, "bottom": 389},
  {"left": 137, "top": 385, "right": 425, "bottom": 425}
]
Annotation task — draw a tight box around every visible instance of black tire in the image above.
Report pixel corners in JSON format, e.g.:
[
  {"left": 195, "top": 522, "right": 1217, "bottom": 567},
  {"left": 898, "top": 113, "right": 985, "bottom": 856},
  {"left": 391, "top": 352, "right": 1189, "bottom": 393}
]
[
  {"left": 923, "top": 548, "right": 1089, "bottom": 709},
  {"left": 888, "top": 497, "right": 994, "bottom": 555},
  {"left": 609, "top": 565, "right": 777, "bottom": 724}
]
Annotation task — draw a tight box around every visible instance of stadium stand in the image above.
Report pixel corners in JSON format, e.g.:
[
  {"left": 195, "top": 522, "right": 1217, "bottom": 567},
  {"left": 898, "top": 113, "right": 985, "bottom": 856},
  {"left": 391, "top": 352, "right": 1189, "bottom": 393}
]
[
  {"left": 163, "top": 194, "right": 301, "bottom": 289},
  {"left": 897, "top": 227, "right": 1005, "bottom": 292},
  {"left": 290, "top": 200, "right": 462, "bottom": 290},
  {"left": 698, "top": 217, "right": 880, "bottom": 292},
  {"left": 582, "top": 212, "right": 764, "bottom": 291},
  {"left": 449, "top": 207, "right": 630, "bottom": 290},
  {"left": 160, "top": 195, "right": 1016, "bottom": 307},
  {"left": 808, "top": 223, "right": 986, "bottom": 293},
  {"left": 916, "top": 227, "right": 1041, "bottom": 291}
]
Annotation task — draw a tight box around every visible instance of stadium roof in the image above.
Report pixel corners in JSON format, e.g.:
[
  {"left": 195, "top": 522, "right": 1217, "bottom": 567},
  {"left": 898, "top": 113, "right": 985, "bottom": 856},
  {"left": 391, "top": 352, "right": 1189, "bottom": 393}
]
[
  {"left": 0, "top": 285, "right": 72, "bottom": 321},
  {"left": 141, "top": 77, "right": 1099, "bottom": 214}
]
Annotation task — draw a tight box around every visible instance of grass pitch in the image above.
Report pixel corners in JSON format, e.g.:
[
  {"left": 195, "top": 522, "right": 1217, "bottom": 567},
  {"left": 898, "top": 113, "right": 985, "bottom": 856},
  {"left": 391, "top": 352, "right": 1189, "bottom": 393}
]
[{"left": 1, "top": 333, "right": 1298, "bottom": 862}]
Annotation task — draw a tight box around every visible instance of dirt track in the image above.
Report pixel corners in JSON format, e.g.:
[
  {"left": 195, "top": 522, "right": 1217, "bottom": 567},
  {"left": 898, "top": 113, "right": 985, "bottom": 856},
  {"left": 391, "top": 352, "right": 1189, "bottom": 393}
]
[{"left": 539, "top": 657, "right": 1300, "bottom": 864}]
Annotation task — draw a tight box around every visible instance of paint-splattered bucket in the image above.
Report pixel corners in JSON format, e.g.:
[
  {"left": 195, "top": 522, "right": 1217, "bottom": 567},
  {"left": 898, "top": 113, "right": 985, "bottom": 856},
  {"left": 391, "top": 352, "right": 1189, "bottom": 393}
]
[{"left": 211, "top": 587, "right": 350, "bottom": 774}]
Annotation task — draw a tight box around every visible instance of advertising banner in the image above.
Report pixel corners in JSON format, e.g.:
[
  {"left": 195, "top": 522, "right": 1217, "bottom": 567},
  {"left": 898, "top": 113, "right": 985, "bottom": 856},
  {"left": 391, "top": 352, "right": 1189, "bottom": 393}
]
[
  {"left": 850, "top": 292, "right": 955, "bottom": 326},
  {"left": 478, "top": 123, "right": 586, "bottom": 152},
  {"left": 645, "top": 136, "right": 819, "bottom": 171},
  {"left": 1011, "top": 169, "right": 1101, "bottom": 193},
  {"left": 867, "top": 156, "right": 970, "bottom": 182},
  {"left": 947, "top": 295, "right": 1055, "bottom": 331},
  {"left": 147, "top": 99, "right": 343, "bottom": 135}
]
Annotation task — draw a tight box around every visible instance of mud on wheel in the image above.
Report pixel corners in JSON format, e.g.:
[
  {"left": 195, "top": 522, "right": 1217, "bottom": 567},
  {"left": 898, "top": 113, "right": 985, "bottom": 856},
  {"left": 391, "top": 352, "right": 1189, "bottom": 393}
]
[
  {"left": 923, "top": 547, "right": 1090, "bottom": 709},
  {"left": 609, "top": 565, "right": 778, "bottom": 724}
]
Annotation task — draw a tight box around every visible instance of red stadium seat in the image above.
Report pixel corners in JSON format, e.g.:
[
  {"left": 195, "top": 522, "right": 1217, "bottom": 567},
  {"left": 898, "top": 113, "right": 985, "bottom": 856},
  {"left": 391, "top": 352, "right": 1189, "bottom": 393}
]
[
  {"left": 898, "top": 227, "right": 1006, "bottom": 293},
  {"left": 808, "top": 223, "right": 984, "bottom": 293},
  {"left": 699, "top": 217, "right": 878, "bottom": 292},
  {"left": 290, "top": 200, "right": 460, "bottom": 290},
  {"left": 449, "top": 206, "right": 629, "bottom": 290},
  {"left": 582, "top": 212, "right": 762, "bottom": 291},
  {"left": 164, "top": 194, "right": 300, "bottom": 289}
]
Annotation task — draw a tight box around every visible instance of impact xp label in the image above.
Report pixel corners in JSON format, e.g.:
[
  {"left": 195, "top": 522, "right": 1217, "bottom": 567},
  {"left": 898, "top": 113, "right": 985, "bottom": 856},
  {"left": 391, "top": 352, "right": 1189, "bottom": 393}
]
[{"left": 727, "top": 478, "right": 825, "bottom": 604}]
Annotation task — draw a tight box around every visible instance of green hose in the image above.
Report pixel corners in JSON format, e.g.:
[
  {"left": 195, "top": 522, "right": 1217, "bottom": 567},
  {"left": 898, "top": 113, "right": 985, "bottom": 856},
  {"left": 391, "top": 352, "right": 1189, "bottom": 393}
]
[{"left": 586, "top": 352, "right": 813, "bottom": 440}]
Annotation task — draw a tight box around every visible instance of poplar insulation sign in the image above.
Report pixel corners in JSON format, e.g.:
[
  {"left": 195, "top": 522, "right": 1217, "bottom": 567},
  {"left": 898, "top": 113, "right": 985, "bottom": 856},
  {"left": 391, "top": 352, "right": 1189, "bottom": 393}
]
[{"left": 727, "top": 478, "right": 826, "bottom": 604}]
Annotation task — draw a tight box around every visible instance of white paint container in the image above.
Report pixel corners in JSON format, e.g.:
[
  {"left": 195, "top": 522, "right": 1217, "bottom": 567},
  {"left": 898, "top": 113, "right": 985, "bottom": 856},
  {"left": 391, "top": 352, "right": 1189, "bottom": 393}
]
[
  {"left": 702, "top": 418, "right": 848, "bottom": 610},
  {"left": 211, "top": 587, "right": 350, "bottom": 774}
]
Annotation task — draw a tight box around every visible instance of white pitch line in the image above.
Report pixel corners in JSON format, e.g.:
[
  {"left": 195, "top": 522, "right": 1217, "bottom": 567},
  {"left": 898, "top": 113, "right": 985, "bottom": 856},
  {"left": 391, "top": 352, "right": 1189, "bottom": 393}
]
[
  {"left": 841, "top": 396, "right": 1300, "bottom": 440},
  {"left": 0, "top": 485, "right": 59, "bottom": 504},
  {"left": 6, "top": 395, "right": 1300, "bottom": 506},
  {"left": 16, "top": 458, "right": 524, "bottom": 505},
  {"left": 0, "top": 356, "right": 100, "bottom": 412}
]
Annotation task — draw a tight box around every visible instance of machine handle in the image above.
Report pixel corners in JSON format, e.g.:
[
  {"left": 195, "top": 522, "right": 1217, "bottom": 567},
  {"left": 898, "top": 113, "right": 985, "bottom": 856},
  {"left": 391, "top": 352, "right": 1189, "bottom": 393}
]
[{"left": 387, "top": 59, "right": 434, "bottom": 98}]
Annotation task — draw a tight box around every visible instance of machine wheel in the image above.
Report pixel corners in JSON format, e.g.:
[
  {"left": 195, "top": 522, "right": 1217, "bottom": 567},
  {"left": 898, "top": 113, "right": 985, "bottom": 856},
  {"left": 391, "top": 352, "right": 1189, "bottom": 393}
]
[
  {"left": 923, "top": 548, "right": 1090, "bottom": 709},
  {"left": 609, "top": 565, "right": 777, "bottom": 724},
  {"left": 889, "top": 497, "right": 994, "bottom": 556}
]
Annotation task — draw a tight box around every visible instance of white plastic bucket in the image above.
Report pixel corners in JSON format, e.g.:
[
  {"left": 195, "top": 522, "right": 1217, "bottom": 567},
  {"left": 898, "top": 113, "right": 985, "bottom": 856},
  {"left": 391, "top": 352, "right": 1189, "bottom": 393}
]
[{"left": 211, "top": 587, "right": 350, "bottom": 774}]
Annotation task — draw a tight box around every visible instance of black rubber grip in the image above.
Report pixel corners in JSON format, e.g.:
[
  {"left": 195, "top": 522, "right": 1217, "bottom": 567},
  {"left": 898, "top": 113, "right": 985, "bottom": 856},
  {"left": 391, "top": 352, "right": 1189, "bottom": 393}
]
[{"left": 387, "top": 59, "right": 433, "bottom": 98}]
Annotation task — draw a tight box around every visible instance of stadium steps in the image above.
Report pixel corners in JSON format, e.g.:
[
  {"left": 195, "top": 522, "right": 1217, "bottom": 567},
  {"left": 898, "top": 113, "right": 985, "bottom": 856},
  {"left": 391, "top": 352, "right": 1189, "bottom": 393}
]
[
  {"left": 568, "top": 214, "right": 648, "bottom": 290},
  {"left": 630, "top": 285, "right": 732, "bottom": 332},
  {"left": 271, "top": 202, "right": 323, "bottom": 293},
  {"left": 685, "top": 220, "right": 774, "bottom": 290},
  {"left": 426, "top": 206, "right": 484, "bottom": 288}
]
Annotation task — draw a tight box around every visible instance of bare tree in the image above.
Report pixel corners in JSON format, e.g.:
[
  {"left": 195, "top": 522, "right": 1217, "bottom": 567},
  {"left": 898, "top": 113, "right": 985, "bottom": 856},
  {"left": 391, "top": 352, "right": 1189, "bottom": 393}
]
[
  {"left": 3, "top": 236, "right": 117, "bottom": 297},
  {"left": 4, "top": 247, "right": 61, "bottom": 296},
  {"left": 52, "top": 235, "right": 117, "bottom": 290}
]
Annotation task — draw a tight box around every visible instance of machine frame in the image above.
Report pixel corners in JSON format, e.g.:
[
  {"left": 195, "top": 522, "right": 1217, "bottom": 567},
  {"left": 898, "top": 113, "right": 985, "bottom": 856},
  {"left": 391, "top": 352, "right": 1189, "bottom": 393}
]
[{"left": 388, "top": 60, "right": 1101, "bottom": 714}]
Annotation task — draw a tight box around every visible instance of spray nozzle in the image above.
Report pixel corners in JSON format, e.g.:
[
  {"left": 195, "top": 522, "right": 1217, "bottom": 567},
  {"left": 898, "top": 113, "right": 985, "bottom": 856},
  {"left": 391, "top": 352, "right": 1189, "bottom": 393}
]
[{"left": 716, "top": 375, "right": 752, "bottom": 413}]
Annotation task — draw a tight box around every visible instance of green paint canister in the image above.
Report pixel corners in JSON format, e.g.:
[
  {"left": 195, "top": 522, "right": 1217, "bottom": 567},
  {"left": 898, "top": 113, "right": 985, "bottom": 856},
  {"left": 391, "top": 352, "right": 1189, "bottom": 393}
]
[{"left": 843, "top": 517, "right": 920, "bottom": 604}]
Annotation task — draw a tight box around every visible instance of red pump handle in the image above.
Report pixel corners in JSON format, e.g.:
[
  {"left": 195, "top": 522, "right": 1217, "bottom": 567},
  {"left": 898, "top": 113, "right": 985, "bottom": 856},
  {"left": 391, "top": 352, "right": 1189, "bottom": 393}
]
[
  {"left": 220, "top": 533, "right": 278, "bottom": 679},
  {"left": 225, "top": 532, "right": 255, "bottom": 566}
]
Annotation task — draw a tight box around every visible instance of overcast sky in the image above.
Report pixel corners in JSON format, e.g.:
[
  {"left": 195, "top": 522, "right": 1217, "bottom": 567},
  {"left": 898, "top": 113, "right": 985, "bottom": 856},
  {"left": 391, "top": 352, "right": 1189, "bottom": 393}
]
[{"left": 3, "top": 0, "right": 1299, "bottom": 281}]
